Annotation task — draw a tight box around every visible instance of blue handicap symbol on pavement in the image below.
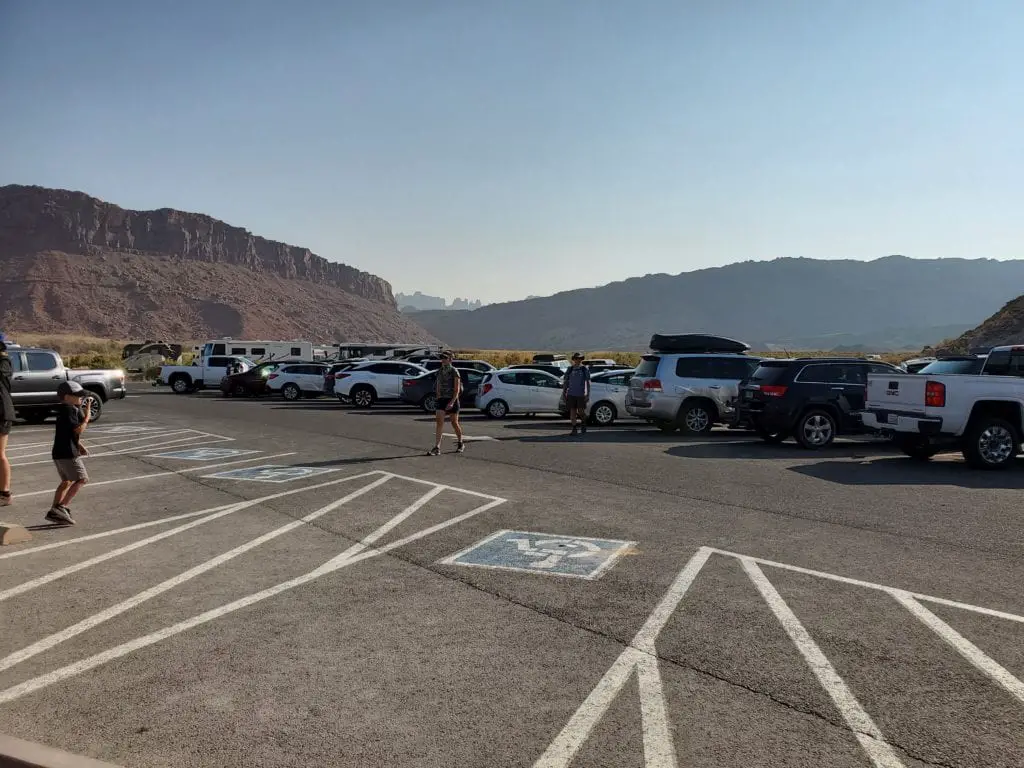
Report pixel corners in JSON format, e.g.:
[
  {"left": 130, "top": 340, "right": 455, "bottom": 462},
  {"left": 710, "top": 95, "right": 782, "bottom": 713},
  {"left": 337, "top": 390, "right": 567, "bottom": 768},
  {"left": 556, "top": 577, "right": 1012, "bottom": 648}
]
[
  {"left": 147, "top": 448, "right": 259, "bottom": 461},
  {"left": 440, "top": 530, "right": 636, "bottom": 580},
  {"left": 201, "top": 465, "right": 336, "bottom": 483}
]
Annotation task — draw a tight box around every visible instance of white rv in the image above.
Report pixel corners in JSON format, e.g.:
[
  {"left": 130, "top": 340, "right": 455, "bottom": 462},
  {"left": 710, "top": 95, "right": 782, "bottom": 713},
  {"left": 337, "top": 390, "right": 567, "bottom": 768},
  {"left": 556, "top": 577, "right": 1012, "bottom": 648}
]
[{"left": 199, "top": 339, "right": 326, "bottom": 361}]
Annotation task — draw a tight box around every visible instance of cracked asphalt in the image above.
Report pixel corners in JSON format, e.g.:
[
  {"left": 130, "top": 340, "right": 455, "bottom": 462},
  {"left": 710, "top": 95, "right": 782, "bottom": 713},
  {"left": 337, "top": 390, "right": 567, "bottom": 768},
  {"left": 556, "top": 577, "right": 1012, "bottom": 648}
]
[{"left": 1, "top": 389, "right": 1022, "bottom": 767}]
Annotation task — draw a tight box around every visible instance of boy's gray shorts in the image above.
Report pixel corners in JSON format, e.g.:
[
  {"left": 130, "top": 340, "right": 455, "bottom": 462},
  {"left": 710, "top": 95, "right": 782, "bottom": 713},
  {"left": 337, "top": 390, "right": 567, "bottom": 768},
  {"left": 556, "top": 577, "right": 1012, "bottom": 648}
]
[{"left": 54, "top": 458, "right": 89, "bottom": 482}]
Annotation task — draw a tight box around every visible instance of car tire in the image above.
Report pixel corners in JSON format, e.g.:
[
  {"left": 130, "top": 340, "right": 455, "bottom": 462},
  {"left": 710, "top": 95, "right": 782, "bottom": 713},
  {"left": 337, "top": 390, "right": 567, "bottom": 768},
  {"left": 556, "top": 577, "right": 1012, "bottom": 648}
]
[
  {"left": 282, "top": 383, "right": 301, "bottom": 401},
  {"left": 591, "top": 401, "right": 616, "bottom": 427},
  {"left": 679, "top": 401, "right": 714, "bottom": 435},
  {"left": 233, "top": 383, "right": 248, "bottom": 397},
  {"left": 895, "top": 435, "right": 940, "bottom": 461},
  {"left": 351, "top": 386, "right": 375, "bottom": 409},
  {"left": 81, "top": 392, "right": 103, "bottom": 423},
  {"left": 962, "top": 417, "right": 1018, "bottom": 470},
  {"left": 796, "top": 409, "right": 836, "bottom": 449},
  {"left": 655, "top": 420, "right": 678, "bottom": 433},
  {"left": 754, "top": 421, "right": 788, "bottom": 444},
  {"left": 486, "top": 399, "right": 509, "bottom": 419},
  {"left": 421, "top": 394, "right": 437, "bottom": 413},
  {"left": 170, "top": 375, "right": 192, "bottom": 394}
]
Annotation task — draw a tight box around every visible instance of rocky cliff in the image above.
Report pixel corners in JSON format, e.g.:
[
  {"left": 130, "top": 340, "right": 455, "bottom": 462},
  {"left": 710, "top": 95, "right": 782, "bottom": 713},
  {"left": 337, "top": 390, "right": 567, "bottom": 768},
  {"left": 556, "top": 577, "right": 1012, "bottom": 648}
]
[
  {"left": 0, "top": 185, "right": 437, "bottom": 343},
  {"left": 932, "top": 295, "right": 1024, "bottom": 353},
  {"left": 0, "top": 184, "right": 394, "bottom": 306}
]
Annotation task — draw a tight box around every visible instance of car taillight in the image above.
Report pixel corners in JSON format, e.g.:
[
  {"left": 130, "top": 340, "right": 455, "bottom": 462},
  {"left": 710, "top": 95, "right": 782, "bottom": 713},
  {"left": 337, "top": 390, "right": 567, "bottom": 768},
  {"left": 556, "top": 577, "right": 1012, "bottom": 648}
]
[
  {"left": 925, "top": 380, "right": 945, "bottom": 407},
  {"left": 268, "top": 373, "right": 279, "bottom": 380},
  {"left": 326, "top": 373, "right": 335, "bottom": 381},
  {"left": 643, "top": 379, "right": 663, "bottom": 392},
  {"left": 481, "top": 383, "right": 493, "bottom": 395},
  {"left": 761, "top": 385, "right": 788, "bottom": 397},
  {"left": 334, "top": 373, "right": 350, "bottom": 381},
  {"left": 403, "top": 379, "right": 415, "bottom": 387}
]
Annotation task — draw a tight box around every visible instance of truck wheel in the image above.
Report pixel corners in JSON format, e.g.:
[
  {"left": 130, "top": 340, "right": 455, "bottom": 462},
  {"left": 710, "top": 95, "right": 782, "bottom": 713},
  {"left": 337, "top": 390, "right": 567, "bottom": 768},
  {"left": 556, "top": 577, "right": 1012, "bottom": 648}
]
[
  {"left": 897, "top": 435, "right": 939, "bottom": 461},
  {"left": 963, "top": 417, "right": 1018, "bottom": 470},
  {"left": 796, "top": 409, "right": 836, "bottom": 449},
  {"left": 170, "top": 375, "right": 192, "bottom": 394},
  {"left": 679, "top": 401, "right": 714, "bottom": 435},
  {"left": 82, "top": 392, "right": 103, "bottom": 423}
]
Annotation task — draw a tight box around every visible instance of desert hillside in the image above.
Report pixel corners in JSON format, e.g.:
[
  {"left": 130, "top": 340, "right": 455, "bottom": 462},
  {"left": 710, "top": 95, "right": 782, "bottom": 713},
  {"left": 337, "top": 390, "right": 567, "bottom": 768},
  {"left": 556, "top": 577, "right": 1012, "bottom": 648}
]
[
  {"left": 0, "top": 185, "right": 437, "bottom": 343},
  {"left": 408, "top": 256, "right": 1024, "bottom": 351}
]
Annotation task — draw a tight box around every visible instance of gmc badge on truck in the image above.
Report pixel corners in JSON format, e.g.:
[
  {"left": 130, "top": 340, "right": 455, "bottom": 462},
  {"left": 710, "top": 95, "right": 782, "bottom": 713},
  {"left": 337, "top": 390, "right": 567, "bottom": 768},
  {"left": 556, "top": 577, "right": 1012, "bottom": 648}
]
[{"left": 887, "top": 381, "right": 899, "bottom": 396}]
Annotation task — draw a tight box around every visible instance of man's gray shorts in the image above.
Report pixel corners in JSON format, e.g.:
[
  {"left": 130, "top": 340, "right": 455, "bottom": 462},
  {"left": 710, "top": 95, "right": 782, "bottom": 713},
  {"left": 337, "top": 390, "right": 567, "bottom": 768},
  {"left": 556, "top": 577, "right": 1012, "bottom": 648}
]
[{"left": 54, "top": 458, "right": 89, "bottom": 482}]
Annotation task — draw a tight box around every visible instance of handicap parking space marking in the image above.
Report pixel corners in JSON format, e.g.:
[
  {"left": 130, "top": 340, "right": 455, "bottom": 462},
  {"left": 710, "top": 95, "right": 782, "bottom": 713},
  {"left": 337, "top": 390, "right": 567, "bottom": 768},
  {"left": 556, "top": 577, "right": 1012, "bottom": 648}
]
[
  {"left": 146, "top": 448, "right": 260, "bottom": 461},
  {"left": 439, "top": 529, "right": 636, "bottom": 580},
  {"left": 201, "top": 464, "right": 339, "bottom": 483}
]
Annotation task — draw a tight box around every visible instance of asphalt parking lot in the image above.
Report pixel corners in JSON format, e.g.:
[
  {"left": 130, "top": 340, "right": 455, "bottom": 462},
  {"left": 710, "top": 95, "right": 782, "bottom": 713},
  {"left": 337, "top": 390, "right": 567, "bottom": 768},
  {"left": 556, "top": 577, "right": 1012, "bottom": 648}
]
[{"left": 2, "top": 390, "right": 1023, "bottom": 767}]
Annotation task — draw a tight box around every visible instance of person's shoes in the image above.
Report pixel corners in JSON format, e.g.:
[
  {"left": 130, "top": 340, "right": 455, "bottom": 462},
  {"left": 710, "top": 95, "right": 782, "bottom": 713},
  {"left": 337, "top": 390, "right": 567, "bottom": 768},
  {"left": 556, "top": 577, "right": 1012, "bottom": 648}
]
[
  {"left": 45, "top": 506, "right": 75, "bottom": 525},
  {"left": 455, "top": 442, "right": 465, "bottom": 453},
  {"left": 427, "top": 446, "right": 441, "bottom": 456},
  {"left": 581, "top": 424, "right": 588, "bottom": 435},
  {"left": 0, "top": 492, "right": 11, "bottom": 507},
  {"left": 571, "top": 426, "right": 578, "bottom": 436}
]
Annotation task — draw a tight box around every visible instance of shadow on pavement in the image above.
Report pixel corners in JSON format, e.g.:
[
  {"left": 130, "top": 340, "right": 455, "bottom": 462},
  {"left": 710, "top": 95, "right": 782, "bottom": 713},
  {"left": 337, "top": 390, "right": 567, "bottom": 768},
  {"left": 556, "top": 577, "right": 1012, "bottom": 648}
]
[
  {"left": 664, "top": 439, "right": 897, "bottom": 460},
  {"left": 790, "top": 455, "right": 1024, "bottom": 489},
  {"left": 290, "top": 453, "right": 425, "bottom": 468}
]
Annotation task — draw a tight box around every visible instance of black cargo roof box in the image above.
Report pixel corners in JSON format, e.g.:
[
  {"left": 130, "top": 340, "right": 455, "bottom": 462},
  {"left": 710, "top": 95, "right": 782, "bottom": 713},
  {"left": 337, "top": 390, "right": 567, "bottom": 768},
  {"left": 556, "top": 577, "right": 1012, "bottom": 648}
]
[{"left": 649, "top": 334, "right": 750, "bottom": 354}]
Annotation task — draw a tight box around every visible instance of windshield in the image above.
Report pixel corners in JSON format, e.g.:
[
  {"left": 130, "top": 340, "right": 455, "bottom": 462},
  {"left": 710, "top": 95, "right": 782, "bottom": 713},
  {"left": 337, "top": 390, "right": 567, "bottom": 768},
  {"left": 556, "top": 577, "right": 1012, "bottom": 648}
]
[
  {"left": 917, "top": 359, "right": 984, "bottom": 375},
  {"left": 635, "top": 356, "right": 660, "bottom": 377},
  {"left": 750, "top": 362, "right": 791, "bottom": 383}
]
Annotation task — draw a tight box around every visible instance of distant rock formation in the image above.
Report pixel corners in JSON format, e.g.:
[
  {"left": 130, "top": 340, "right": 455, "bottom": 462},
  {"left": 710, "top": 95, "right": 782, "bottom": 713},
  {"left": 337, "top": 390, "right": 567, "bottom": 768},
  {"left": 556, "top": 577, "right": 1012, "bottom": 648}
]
[
  {"left": 397, "top": 291, "right": 482, "bottom": 312},
  {"left": 0, "top": 185, "right": 437, "bottom": 342}
]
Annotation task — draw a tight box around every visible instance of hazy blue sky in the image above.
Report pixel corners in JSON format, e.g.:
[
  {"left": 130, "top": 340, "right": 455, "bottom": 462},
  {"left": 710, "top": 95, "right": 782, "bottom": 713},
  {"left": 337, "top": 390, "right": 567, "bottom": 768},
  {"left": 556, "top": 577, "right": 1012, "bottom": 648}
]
[{"left": 2, "top": 1, "right": 1022, "bottom": 304}]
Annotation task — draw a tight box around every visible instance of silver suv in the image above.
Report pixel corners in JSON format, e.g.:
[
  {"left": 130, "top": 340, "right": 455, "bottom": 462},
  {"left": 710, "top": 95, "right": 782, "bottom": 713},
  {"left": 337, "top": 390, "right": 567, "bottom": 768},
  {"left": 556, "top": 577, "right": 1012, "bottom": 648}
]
[{"left": 626, "top": 353, "right": 760, "bottom": 433}]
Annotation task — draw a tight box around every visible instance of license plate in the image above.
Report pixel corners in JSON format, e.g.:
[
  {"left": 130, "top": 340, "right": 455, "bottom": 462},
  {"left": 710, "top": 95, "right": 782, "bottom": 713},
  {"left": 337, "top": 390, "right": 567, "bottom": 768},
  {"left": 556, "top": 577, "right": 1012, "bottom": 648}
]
[{"left": 887, "top": 413, "right": 898, "bottom": 425}]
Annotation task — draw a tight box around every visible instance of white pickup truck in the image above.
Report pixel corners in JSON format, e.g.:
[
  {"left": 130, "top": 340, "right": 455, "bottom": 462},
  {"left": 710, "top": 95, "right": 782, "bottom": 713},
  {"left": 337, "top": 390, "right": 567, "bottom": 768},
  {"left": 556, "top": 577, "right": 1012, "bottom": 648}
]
[
  {"left": 158, "top": 355, "right": 252, "bottom": 394},
  {"left": 862, "top": 346, "right": 1024, "bottom": 469}
]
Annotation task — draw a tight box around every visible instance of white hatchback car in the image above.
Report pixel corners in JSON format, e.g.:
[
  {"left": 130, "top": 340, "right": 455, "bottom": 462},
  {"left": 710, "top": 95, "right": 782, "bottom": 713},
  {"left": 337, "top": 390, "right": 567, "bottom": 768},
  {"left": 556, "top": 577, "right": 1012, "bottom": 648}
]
[
  {"left": 334, "top": 360, "right": 429, "bottom": 408},
  {"left": 267, "top": 363, "right": 331, "bottom": 400},
  {"left": 558, "top": 369, "right": 637, "bottom": 426},
  {"left": 476, "top": 369, "right": 565, "bottom": 418}
]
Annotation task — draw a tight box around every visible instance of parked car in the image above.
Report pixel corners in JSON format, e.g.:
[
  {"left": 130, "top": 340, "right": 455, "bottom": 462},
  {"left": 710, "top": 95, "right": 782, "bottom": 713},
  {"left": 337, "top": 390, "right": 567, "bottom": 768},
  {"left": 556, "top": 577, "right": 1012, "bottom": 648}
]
[
  {"left": 913, "top": 356, "right": 987, "bottom": 376},
  {"left": 420, "top": 359, "right": 496, "bottom": 374},
  {"left": 220, "top": 360, "right": 294, "bottom": 397},
  {"left": 583, "top": 358, "right": 629, "bottom": 373},
  {"left": 737, "top": 358, "right": 900, "bottom": 449},
  {"left": 6, "top": 346, "right": 126, "bottom": 423},
  {"left": 862, "top": 345, "right": 1024, "bottom": 469},
  {"left": 476, "top": 369, "right": 565, "bottom": 418},
  {"left": 334, "top": 360, "right": 429, "bottom": 407},
  {"left": 159, "top": 355, "right": 253, "bottom": 393},
  {"left": 323, "top": 361, "right": 365, "bottom": 396},
  {"left": 558, "top": 369, "right": 636, "bottom": 426},
  {"left": 400, "top": 369, "right": 487, "bottom": 412},
  {"left": 507, "top": 363, "right": 572, "bottom": 378},
  {"left": 267, "top": 363, "right": 332, "bottom": 400},
  {"left": 626, "top": 350, "right": 762, "bottom": 434}
]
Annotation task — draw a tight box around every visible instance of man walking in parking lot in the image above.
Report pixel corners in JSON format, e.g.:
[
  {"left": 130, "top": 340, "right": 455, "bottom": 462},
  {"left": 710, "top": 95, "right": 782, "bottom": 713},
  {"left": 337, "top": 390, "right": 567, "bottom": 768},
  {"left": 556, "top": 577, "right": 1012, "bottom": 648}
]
[
  {"left": 564, "top": 352, "right": 591, "bottom": 436},
  {"left": 428, "top": 351, "right": 465, "bottom": 455}
]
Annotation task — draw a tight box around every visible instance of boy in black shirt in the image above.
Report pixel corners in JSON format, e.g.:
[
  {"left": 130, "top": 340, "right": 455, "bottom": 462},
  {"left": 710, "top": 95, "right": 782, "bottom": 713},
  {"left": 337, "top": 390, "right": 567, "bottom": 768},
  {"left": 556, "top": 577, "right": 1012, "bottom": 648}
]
[{"left": 48, "top": 381, "right": 91, "bottom": 525}]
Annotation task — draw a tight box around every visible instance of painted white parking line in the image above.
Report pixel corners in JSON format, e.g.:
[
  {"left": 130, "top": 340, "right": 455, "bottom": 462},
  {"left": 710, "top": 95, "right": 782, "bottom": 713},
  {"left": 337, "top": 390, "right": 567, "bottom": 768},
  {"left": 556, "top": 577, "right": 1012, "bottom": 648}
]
[
  {"left": 534, "top": 548, "right": 711, "bottom": 768},
  {"left": 0, "top": 482, "right": 507, "bottom": 705},
  {"left": 7, "top": 430, "right": 194, "bottom": 459},
  {"left": 538, "top": 547, "right": 1024, "bottom": 767},
  {"left": 0, "top": 471, "right": 381, "bottom": 601},
  {"left": 13, "top": 452, "right": 296, "bottom": 502},
  {"left": 10, "top": 434, "right": 234, "bottom": 468},
  {"left": 743, "top": 559, "right": 905, "bottom": 768},
  {"left": 8, "top": 422, "right": 155, "bottom": 438},
  {"left": 0, "top": 475, "right": 393, "bottom": 673},
  {"left": 893, "top": 592, "right": 1024, "bottom": 705}
]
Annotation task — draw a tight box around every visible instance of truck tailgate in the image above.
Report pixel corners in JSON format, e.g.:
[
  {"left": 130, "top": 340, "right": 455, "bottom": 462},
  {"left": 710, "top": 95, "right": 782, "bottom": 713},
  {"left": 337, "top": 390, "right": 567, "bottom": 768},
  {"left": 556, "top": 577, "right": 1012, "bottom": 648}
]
[{"left": 865, "top": 373, "right": 929, "bottom": 411}]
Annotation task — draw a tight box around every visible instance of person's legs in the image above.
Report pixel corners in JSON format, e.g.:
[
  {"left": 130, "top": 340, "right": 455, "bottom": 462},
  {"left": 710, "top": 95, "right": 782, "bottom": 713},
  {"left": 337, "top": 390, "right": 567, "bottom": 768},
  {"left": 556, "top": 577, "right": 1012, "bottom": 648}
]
[
  {"left": 61, "top": 477, "right": 88, "bottom": 508},
  {"left": 51, "top": 480, "right": 72, "bottom": 509},
  {"left": 0, "top": 431, "right": 10, "bottom": 504},
  {"left": 430, "top": 409, "right": 444, "bottom": 454},
  {"left": 450, "top": 411, "right": 464, "bottom": 450}
]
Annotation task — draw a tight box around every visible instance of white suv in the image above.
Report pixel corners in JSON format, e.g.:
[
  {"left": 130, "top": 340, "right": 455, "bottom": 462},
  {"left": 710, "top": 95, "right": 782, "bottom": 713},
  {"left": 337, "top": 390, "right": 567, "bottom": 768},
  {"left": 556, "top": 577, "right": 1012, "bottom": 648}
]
[
  {"left": 626, "top": 353, "right": 760, "bottom": 433},
  {"left": 334, "top": 361, "right": 428, "bottom": 408}
]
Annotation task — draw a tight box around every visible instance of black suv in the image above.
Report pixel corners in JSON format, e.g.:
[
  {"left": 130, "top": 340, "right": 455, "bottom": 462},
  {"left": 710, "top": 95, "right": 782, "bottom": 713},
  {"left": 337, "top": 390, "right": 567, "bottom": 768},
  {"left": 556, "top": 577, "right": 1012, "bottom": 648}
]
[{"left": 737, "top": 358, "right": 899, "bottom": 449}]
